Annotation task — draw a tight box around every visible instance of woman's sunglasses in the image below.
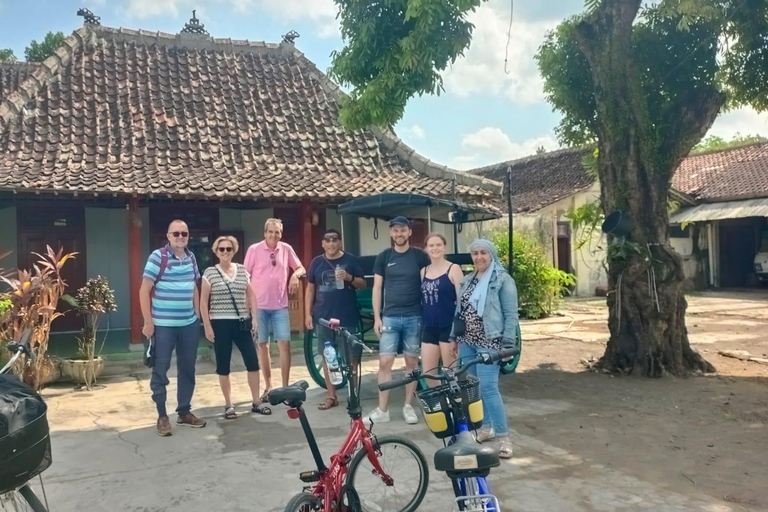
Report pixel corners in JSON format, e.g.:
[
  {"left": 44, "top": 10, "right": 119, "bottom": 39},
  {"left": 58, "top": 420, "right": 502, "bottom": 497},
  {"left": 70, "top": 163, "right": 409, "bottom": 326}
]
[{"left": 217, "top": 247, "right": 233, "bottom": 253}]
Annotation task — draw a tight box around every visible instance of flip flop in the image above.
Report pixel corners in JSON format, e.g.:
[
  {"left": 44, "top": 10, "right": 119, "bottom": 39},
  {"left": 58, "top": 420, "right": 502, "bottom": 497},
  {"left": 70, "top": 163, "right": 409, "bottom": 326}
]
[{"left": 318, "top": 396, "right": 339, "bottom": 410}]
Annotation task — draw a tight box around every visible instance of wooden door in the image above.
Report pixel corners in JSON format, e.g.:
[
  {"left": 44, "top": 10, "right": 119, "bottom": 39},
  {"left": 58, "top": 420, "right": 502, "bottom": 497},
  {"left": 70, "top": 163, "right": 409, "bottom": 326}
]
[{"left": 17, "top": 207, "right": 87, "bottom": 332}]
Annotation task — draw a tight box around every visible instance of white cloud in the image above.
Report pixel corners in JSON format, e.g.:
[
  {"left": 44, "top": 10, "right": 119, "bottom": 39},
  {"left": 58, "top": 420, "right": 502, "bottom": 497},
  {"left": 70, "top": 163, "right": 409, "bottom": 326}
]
[
  {"left": 400, "top": 124, "right": 426, "bottom": 142},
  {"left": 442, "top": 0, "right": 557, "bottom": 105},
  {"left": 708, "top": 107, "right": 768, "bottom": 140},
  {"left": 452, "top": 126, "right": 558, "bottom": 169}
]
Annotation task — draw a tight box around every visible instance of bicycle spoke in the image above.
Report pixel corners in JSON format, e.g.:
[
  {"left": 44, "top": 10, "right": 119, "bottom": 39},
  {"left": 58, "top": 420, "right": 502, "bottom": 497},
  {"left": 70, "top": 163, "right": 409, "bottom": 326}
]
[{"left": 352, "top": 442, "right": 425, "bottom": 512}]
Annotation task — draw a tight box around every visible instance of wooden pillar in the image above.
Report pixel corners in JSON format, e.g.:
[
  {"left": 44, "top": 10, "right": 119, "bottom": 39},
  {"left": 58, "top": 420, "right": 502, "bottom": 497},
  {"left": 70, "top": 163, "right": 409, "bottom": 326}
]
[
  {"left": 299, "top": 199, "right": 315, "bottom": 334},
  {"left": 128, "top": 197, "right": 143, "bottom": 344}
]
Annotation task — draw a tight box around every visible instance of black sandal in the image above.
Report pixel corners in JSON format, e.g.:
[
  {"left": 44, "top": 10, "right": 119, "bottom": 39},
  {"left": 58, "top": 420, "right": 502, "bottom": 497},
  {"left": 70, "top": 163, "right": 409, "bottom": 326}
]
[
  {"left": 252, "top": 402, "right": 272, "bottom": 415},
  {"left": 224, "top": 405, "right": 237, "bottom": 420}
]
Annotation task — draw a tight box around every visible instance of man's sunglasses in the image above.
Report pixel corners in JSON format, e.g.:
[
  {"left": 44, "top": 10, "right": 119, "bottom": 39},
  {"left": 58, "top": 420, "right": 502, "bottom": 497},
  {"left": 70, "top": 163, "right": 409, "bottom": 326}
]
[
  {"left": 170, "top": 231, "right": 189, "bottom": 238},
  {"left": 270, "top": 252, "right": 277, "bottom": 266},
  {"left": 217, "top": 247, "right": 233, "bottom": 253},
  {"left": 323, "top": 236, "right": 340, "bottom": 242}
]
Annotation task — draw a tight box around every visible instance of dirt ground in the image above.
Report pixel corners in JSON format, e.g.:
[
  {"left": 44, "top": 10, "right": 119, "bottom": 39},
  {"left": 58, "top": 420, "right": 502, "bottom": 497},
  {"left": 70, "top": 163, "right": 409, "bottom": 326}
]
[
  {"left": 514, "top": 289, "right": 768, "bottom": 510},
  {"left": 21, "top": 290, "right": 768, "bottom": 512}
]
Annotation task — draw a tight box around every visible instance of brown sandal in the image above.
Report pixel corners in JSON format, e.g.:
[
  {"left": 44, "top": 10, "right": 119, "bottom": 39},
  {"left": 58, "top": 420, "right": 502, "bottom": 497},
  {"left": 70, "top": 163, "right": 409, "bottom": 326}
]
[{"left": 318, "top": 396, "right": 339, "bottom": 410}]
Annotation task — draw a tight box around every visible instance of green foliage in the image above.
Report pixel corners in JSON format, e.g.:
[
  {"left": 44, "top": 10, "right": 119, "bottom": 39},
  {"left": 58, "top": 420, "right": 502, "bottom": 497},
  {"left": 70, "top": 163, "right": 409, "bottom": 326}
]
[
  {"left": 491, "top": 230, "right": 576, "bottom": 319},
  {"left": 0, "top": 48, "right": 16, "bottom": 62},
  {"left": 692, "top": 133, "right": 767, "bottom": 153},
  {"left": 607, "top": 238, "right": 644, "bottom": 263},
  {"left": 538, "top": 8, "right": 721, "bottom": 153},
  {"left": 329, "top": 0, "right": 482, "bottom": 130},
  {"left": 24, "top": 32, "right": 65, "bottom": 63},
  {"left": 0, "top": 296, "right": 11, "bottom": 319},
  {"left": 566, "top": 200, "right": 605, "bottom": 249},
  {"left": 581, "top": 147, "right": 599, "bottom": 178},
  {"left": 62, "top": 276, "right": 116, "bottom": 362}
]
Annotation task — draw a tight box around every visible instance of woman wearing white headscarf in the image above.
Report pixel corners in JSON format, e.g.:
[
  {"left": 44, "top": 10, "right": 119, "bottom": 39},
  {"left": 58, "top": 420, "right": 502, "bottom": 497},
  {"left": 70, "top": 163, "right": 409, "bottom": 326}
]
[{"left": 450, "top": 238, "right": 519, "bottom": 459}]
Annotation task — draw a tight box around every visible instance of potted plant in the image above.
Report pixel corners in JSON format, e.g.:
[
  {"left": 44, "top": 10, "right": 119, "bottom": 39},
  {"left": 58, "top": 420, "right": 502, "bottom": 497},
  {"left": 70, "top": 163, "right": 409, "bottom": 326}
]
[
  {"left": 61, "top": 276, "right": 117, "bottom": 390},
  {"left": 0, "top": 246, "right": 75, "bottom": 389}
]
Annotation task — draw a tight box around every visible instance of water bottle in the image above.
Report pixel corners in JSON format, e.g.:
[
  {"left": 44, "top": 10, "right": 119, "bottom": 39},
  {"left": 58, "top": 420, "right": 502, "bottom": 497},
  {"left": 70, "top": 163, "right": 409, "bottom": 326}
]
[
  {"left": 335, "top": 265, "right": 345, "bottom": 290},
  {"left": 323, "top": 341, "right": 343, "bottom": 385}
]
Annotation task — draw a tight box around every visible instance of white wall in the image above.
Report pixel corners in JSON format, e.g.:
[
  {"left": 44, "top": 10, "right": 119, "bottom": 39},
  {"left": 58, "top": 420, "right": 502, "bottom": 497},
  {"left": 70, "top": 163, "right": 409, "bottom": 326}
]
[{"left": 358, "top": 217, "right": 392, "bottom": 256}]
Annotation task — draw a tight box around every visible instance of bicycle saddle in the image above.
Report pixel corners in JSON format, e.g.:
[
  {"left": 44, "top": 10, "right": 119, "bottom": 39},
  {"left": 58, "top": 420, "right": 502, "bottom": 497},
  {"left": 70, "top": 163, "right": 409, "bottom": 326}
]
[
  {"left": 268, "top": 380, "right": 309, "bottom": 406},
  {"left": 434, "top": 431, "right": 500, "bottom": 478}
]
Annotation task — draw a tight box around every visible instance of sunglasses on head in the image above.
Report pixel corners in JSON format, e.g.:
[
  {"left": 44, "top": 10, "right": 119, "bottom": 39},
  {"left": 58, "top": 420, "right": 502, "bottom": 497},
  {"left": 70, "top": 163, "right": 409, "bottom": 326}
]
[
  {"left": 323, "top": 236, "right": 340, "bottom": 242},
  {"left": 270, "top": 252, "right": 277, "bottom": 266},
  {"left": 217, "top": 247, "right": 233, "bottom": 253},
  {"left": 170, "top": 231, "right": 189, "bottom": 238}
]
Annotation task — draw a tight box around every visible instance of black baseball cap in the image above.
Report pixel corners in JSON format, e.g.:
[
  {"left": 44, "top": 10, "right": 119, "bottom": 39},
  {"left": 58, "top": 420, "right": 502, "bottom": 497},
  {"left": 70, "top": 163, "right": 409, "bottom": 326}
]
[{"left": 389, "top": 216, "right": 411, "bottom": 227}]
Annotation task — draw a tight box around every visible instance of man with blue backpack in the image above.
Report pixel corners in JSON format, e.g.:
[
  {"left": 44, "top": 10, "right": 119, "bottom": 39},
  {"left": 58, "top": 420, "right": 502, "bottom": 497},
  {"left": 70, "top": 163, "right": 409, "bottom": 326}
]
[{"left": 139, "top": 219, "right": 206, "bottom": 437}]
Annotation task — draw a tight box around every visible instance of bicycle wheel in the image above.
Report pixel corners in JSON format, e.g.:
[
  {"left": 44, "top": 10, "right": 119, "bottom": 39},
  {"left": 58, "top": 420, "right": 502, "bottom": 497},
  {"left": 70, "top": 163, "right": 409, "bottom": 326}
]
[
  {"left": 304, "top": 328, "right": 348, "bottom": 390},
  {"left": 283, "top": 492, "right": 321, "bottom": 512},
  {"left": 347, "top": 435, "right": 429, "bottom": 512},
  {"left": 0, "top": 484, "right": 47, "bottom": 512}
]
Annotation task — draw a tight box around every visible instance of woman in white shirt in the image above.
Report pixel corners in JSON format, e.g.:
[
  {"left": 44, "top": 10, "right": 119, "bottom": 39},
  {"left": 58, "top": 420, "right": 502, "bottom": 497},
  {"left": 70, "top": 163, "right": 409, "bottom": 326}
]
[{"left": 201, "top": 236, "right": 271, "bottom": 419}]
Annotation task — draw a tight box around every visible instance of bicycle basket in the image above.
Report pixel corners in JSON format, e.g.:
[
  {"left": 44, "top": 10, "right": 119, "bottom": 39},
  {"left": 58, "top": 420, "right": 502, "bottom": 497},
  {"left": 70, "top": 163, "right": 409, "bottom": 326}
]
[
  {"left": 416, "top": 375, "right": 483, "bottom": 439},
  {"left": 0, "top": 375, "right": 52, "bottom": 494}
]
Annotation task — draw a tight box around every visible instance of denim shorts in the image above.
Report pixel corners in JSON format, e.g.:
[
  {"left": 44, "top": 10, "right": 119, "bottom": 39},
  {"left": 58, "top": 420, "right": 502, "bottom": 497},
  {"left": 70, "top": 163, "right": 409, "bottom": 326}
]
[
  {"left": 379, "top": 316, "right": 421, "bottom": 357},
  {"left": 257, "top": 308, "right": 291, "bottom": 343}
]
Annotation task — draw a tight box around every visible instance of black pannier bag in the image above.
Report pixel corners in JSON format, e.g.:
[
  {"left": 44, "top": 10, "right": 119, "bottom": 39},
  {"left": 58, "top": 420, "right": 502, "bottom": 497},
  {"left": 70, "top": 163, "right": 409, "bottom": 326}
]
[{"left": 0, "top": 375, "right": 52, "bottom": 494}]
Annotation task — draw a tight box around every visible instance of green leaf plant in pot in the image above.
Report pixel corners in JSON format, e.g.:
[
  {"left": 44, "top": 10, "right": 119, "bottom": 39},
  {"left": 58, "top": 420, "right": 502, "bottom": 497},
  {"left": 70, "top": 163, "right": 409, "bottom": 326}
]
[{"left": 61, "top": 276, "right": 117, "bottom": 390}]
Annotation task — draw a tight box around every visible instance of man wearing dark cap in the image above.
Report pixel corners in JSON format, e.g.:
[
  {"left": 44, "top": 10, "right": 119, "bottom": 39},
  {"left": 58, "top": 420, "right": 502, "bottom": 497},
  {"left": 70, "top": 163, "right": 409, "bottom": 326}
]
[{"left": 364, "top": 216, "right": 430, "bottom": 425}]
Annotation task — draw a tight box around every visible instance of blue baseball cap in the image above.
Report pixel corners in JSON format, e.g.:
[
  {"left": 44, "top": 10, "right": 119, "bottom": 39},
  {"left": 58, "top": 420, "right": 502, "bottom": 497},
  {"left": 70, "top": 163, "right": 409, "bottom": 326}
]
[{"left": 389, "top": 216, "right": 411, "bottom": 227}]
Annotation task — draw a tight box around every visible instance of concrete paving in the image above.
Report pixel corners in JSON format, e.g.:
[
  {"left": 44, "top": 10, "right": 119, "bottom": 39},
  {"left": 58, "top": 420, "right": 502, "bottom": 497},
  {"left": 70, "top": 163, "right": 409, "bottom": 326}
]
[{"left": 29, "top": 346, "right": 761, "bottom": 512}]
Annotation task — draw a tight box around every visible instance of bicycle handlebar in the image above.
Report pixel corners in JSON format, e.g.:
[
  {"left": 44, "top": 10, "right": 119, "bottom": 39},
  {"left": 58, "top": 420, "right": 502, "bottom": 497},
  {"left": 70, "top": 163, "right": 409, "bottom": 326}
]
[
  {"left": 317, "top": 318, "right": 374, "bottom": 353},
  {"left": 1, "top": 328, "right": 34, "bottom": 375},
  {"left": 377, "top": 348, "right": 519, "bottom": 392}
]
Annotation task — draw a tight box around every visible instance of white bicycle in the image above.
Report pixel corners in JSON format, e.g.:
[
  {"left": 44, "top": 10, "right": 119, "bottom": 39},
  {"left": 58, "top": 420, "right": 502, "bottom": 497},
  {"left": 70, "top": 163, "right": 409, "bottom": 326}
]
[{"left": 1, "top": 330, "right": 50, "bottom": 512}]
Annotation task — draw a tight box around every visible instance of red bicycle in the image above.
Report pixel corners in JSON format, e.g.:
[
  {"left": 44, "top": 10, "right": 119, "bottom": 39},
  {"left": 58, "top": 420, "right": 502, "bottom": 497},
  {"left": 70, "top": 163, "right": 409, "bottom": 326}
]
[{"left": 269, "top": 318, "right": 429, "bottom": 512}]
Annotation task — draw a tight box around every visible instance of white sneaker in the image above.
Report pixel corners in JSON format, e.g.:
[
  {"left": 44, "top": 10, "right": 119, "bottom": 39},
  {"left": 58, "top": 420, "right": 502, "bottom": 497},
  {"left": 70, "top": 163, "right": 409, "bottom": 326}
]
[
  {"left": 403, "top": 404, "right": 419, "bottom": 425},
  {"left": 364, "top": 407, "right": 390, "bottom": 425}
]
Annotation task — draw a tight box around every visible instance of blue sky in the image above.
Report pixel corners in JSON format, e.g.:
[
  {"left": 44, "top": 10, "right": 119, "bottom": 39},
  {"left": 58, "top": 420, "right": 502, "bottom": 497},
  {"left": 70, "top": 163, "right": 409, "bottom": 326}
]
[{"left": 2, "top": 0, "right": 767, "bottom": 170}]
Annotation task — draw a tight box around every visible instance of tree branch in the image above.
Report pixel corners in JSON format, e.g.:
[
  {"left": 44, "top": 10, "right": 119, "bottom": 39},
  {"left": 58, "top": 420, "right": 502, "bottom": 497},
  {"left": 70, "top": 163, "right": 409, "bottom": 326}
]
[{"left": 659, "top": 89, "right": 726, "bottom": 178}]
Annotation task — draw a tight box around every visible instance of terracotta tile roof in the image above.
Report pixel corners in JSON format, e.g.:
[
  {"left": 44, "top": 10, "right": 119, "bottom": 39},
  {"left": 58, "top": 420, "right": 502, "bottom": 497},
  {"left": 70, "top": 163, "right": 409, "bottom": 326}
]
[
  {"left": 0, "top": 63, "right": 41, "bottom": 105},
  {"left": 672, "top": 142, "right": 768, "bottom": 202},
  {"left": 0, "top": 26, "right": 500, "bottom": 201},
  {"left": 472, "top": 147, "right": 595, "bottom": 213}
]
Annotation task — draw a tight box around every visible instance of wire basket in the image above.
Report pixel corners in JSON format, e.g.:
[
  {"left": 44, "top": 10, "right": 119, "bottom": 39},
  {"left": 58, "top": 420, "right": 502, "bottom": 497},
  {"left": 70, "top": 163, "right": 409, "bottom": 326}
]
[{"left": 416, "top": 375, "right": 483, "bottom": 439}]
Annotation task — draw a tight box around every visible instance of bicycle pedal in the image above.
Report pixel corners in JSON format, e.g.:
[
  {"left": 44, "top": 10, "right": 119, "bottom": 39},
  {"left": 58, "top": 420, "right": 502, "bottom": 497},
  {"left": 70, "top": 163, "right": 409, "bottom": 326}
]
[{"left": 300, "top": 470, "right": 321, "bottom": 482}]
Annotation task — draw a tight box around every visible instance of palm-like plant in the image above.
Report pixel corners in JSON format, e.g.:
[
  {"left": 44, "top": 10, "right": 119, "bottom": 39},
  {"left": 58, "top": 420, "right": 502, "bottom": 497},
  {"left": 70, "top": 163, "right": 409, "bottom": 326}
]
[{"left": 0, "top": 246, "right": 76, "bottom": 389}]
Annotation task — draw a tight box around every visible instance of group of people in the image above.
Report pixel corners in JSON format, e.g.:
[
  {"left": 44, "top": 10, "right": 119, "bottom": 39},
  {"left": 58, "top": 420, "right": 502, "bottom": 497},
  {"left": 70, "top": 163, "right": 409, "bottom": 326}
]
[{"left": 139, "top": 215, "right": 519, "bottom": 458}]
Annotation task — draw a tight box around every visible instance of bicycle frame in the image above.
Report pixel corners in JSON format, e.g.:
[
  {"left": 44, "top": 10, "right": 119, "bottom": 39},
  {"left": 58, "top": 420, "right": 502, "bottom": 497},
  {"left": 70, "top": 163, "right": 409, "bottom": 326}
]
[
  {"left": 438, "top": 364, "right": 498, "bottom": 512},
  {"left": 287, "top": 320, "right": 393, "bottom": 511}
]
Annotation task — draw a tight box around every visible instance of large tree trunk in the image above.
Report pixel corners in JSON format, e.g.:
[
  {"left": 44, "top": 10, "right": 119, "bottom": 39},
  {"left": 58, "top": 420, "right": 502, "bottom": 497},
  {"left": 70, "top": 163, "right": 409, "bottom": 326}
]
[{"left": 573, "top": 0, "right": 722, "bottom": 376}]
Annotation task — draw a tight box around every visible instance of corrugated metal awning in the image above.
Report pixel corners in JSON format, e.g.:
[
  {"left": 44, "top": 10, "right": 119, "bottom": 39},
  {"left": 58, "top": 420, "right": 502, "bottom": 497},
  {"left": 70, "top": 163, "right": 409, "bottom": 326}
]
[{"left": 669, "top": 197, "right": 768, "bottom": 223}]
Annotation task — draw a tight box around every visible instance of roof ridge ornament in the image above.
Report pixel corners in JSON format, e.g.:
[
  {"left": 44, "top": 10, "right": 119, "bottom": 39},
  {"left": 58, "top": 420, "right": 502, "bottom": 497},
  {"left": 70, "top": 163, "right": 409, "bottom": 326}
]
[
  {"left": 77, "top": 7, "right": 101, "bottom": 25},
  {"left": 281, "top": 30, "right": 300, "bottom": 44},
  {"left": 180, "top": 10, "right": 210, "bottom": 36}
]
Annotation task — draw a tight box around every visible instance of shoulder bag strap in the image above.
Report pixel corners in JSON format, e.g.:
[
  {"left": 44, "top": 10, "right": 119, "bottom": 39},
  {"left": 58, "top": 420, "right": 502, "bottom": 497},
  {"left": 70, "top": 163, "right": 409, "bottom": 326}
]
[{"left": 215, "top": 265, "right": 242, "bottom": 317}]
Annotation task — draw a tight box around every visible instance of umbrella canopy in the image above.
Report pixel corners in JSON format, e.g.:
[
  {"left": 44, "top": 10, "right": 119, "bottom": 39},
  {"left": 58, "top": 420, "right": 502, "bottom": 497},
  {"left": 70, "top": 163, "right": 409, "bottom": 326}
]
[{"left": 337, "top": 193, "right": 501, "bottom": 224}]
